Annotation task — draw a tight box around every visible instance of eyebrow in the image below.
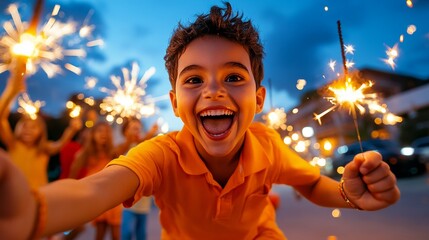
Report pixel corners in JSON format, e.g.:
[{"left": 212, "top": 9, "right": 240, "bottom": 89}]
[{"left": 178, "top": 61, "right": 250, "bottom": 78}]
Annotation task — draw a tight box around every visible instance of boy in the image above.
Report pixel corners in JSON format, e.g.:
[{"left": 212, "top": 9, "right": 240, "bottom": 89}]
[{"left": 0, "top": 2, "right": 400, "bottom": 239}]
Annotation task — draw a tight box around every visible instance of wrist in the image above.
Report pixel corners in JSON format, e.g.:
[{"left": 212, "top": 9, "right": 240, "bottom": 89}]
[
  {"left": 29, "top": 189, "right": 47, "bottom": 239},
  {"left": 339, "top": 179, "right": 363, "bottom": 210}
]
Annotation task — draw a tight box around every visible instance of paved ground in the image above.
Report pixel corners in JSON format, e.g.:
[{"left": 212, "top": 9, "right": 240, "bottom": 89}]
[{"left": 71, "top": 173, "right": 429, "bottom": 240}]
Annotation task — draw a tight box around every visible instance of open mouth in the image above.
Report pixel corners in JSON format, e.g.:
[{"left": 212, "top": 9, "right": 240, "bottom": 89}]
[{"left": 199, "top": 109, "right": 235, "bottom": 137}]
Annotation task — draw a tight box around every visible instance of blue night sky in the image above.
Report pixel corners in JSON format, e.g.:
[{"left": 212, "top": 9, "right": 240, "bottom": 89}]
[{"left": 1, "top": 0, "right": 428, "bottom": 130}]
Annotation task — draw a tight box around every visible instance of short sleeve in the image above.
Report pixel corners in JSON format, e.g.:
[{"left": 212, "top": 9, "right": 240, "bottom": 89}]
[
  {"left": 107, "top": 139, "right": 165, "bottom": 207},
  {"left": 268, "top": 128, "right": 320, "bottom": 186}
]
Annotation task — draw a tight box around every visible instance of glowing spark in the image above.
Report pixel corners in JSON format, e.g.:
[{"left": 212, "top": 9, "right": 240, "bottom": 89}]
[
  {"left": 383, "top": 57, "right": 396, "bottom": 69},
  {"left": 296, "top": 79, "right": 306, "bottom": 90},
  {"left": 66, "top": 100, "right": 82, "bottom": 118},
  {"left": 407, "top": 25, "right": 416, "bottom": 35},
  {"left": 314, "top": 75, "right": 384, "bottom": 125},
  {"left": 79, "top": 25, "right": 94, "bottom": 38},
  {"left": 263, "top": 108, "right": 287, "bottom": 130},
  {"left": 87, "top": 39, "right": 104, "bottom": 47},
  {"left": 383, "top": 112, "right": 402, "bottom": 125},
  {"left": 69, "top": 105, "right": 81, "bottom": 118},
  {"left": 406, "top": 0, "right": 413, "bottom": 8},
  {"left": 386, "top": 44, "right": 399, "bottom": 58},
  {"left": 157, "top": 118, "right": 170, "bottom": 133},
  {"left": 345, "top": 59, "right": 355, "bottom": 69},
  {"left": 344, "top": 45, "right": 355, "bottom": 54},
  {"left": 100, "top": 63, "right": 157, "bottom": 120},
  {"left": 0, "top": 3, "right": 102, "bottom": 77},
  {"left": 17, "top": 93, "right": 45, "bottom": 120},
  {"left": 64, "top": 63, "right": 81, "bottom": 75},
  {"left": 85, "top": 77, "right": 98, "bottom": 89},
  {"left": 84, "top": 97, "right": 95, "bottom": 106},
  {"left": 329, "top": 60, "right": 336, "bottom": 72},
  {"left": 382, "top": 44, "right": 399, "bottom": 69}
]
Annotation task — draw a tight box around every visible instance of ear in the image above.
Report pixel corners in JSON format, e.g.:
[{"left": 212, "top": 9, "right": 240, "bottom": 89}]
[
  {"left": 255, "top": 86, "right": 266, "bottom": 114},
  {"left": 169, "top": 90, "right": 179, "bottom": 117}
]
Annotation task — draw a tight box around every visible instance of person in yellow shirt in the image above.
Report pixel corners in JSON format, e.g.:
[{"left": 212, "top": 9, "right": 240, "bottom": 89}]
[
  {"left": 0, "top": 58, "right": 82, "bottom": 190},
  {"left": 0, "top": 2, "right": 400, "bottom": 240}
]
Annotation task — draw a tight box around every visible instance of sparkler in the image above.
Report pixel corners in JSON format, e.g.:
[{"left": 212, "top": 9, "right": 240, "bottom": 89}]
[
  {"left": 382, "top": 43, "right": 399, "bottom": 69},
  {"left": 0, "top": 0, "right": 103, "bottom": 77},
  {"left": 66, "top": 100, "right": 82, "bottom": 118},
  {"left": 314, "top": 21, "right": 387, "bottom": 153},
  {"left": 263, "top": 108, "right": 287, "bottom": 130},
  {"left": 99, "top": 62, "right": 157, "bottom": 123},
  {"left": 17, "top": 92, "right": 45, "bottom": 120}
]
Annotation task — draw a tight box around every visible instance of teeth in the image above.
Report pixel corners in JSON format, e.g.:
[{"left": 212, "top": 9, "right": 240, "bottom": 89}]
[{"left": 199, "top": 109, "right": 234, "bottom": 117}]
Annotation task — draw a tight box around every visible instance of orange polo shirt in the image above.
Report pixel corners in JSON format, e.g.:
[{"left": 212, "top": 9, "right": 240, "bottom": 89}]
[{"left": 108, "top": 122, "right": 320, "bottom": 239}]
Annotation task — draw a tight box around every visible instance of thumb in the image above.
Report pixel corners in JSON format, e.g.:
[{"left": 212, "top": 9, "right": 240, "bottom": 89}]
[{"left": 342, "top": 152, "right": 365, "bottom": 180}]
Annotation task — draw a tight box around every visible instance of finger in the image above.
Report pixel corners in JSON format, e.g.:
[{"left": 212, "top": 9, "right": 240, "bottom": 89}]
[
  {"left": 370, "top": 184, "right": 400, "bottom": 204},
  {"left": 365, "top": 172, "right": 397, "bottom": 194},
  {"left": 342, "top": 155, "right": 363, "bottom": 179},
  {"left": 356, "top": 151, "right": 383, "bottom": 175},
  {"left": 361, "top": 161, "right": 391, "bottom": 184}
]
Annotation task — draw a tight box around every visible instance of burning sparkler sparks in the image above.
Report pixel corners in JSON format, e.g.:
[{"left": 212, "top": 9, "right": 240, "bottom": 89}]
[
  {"left": 315, "top": 21, "right": 387, "bottom": 124},
  {"left": 406, "top": 0, "right": 413, "bottom": 8},
  {"left": 0, "top": 1, "right": 103, "bottom": 77},
  {"left": 313, "top": 75, "right": 384, "bottom": 125},
  {"left": 66, "top": 100, "right": 82, "bottom": 118},
  {"left": 263, "top": 107, "right": 287, "bottom": 130},
  {"left": 17, "top": 92, "right": 45, "bottom": 120},
  {"left": 100, "top": 62, "right": 157, "bottom": 123},
  {"left": 382, "top": 43, "right": 399, "bottom": 69},
  {"left": 263, "top": 78, "right": 287, "bottom": 130},
  {"left": 314, "top": 21, "right": 393, "bottom": 156}
]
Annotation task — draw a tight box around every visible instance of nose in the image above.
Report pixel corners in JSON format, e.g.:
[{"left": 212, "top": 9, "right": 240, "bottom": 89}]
[{"left": 202, "top": 76, "right": 226, "bottom": 99}]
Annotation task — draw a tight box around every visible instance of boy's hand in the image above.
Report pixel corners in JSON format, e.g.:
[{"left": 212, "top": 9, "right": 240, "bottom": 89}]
[
  {"left": 0, "top": 149, "right": 36, "bottom": 240},
  {"left": 342, "top": 151, "right": 400, "bottom": 211}
]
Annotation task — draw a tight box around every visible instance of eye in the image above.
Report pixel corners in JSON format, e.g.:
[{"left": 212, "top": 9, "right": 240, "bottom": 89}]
[
  {"left": 225, "top": 74, "right": 243, "bottom": 82},
  {"left": 185, "top": 76, "right": 203, "bottom": 84}
]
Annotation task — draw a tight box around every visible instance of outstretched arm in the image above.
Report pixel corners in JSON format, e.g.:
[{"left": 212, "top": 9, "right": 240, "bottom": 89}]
[
  {"left": 294, "top": 151, "right": 400, "bottom": 210},
  {"left": 0, "top": 149, "right": 37, "bottom": 240},
  {"left": 0, "top": 150, "right": 139, "bottom": 239},
  {"left": 46, "top": 117, "right": 82, "bottom": 155},
  {"left": 41, "top": 165, "right": 139, "bottom": 235}
]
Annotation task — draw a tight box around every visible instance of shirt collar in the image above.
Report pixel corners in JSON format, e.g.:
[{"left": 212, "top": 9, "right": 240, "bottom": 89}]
[
  {"left": 240, "top": 123, "right": 271, "bottom": 177},
  {"left": 176, "top": 126, "right": 208, "bottom": 175},
  {"left": 175, "top": 123, "right": 271, "bottom": 176}
]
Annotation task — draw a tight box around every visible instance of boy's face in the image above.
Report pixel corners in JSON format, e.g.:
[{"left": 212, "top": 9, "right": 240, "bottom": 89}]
[{"left": 169, "top": 36, "right": 265, "bottom": 161}]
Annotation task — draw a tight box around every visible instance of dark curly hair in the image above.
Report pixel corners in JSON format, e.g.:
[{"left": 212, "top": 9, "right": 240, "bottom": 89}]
[{"left": 164, "top": 2, "right": 264, "bottom": 90}]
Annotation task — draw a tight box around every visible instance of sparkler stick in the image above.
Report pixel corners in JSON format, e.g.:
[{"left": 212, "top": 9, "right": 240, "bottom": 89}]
[
  {"left": 28, "top": 0, "right": 44, "bottom": 35},
  {"left": 314, "top": 21, "right": 388, "bottom": 156},
  {"left": 337, "top": 21, "right": 348, "bottom": 77},
  {"left": 337, "top": 20, "right": 364, "bottom": 154}
]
